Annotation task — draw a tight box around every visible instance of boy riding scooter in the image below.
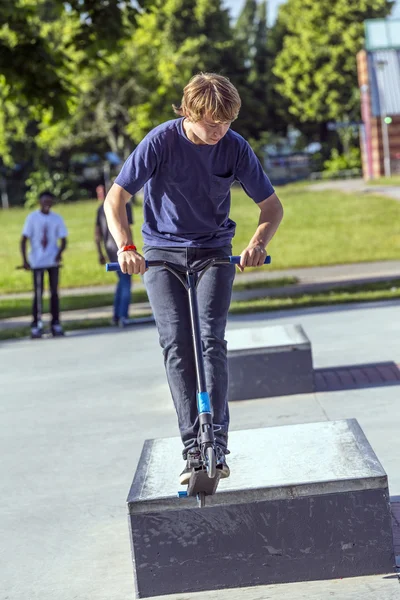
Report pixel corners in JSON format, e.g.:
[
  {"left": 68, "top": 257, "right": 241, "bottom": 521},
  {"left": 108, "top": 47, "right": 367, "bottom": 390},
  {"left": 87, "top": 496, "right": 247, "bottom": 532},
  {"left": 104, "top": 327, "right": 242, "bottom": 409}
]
[{"left": 104, "top": 72, "right": 283, "bottom": 482}]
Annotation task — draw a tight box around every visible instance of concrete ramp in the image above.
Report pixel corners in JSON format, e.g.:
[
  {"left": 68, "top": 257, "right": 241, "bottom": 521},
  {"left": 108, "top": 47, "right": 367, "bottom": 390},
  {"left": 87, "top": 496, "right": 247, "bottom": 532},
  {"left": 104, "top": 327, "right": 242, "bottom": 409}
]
[
  {"left": 227, "top": 324, "right": 314, "bottom": 400},
  {"left": 127, "top": 419, "right": 395, "bottom": 597}
]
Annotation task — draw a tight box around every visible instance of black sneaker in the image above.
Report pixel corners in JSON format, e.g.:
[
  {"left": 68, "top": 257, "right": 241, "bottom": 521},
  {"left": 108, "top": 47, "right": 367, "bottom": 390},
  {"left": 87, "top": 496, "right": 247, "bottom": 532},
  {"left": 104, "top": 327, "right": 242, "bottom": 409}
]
[
  {"left": 216, "top": 446, "right": 230, "bottom": 479},
  {"left": 30, "top": 324, "right": 43, "bottom": 339},
  {"left": 51, "top": 323, "right": 64, "bottom": 337},
  {"left": 179, "top": 447, "right": 201, "bottom": 486}
]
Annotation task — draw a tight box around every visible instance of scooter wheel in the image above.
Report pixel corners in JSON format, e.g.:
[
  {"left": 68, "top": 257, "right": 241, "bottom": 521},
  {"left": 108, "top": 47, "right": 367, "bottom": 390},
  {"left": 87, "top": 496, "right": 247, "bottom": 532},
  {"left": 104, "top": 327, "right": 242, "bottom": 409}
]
[{"left": 206, "top": 446, "right": 216, "bottom": 479}]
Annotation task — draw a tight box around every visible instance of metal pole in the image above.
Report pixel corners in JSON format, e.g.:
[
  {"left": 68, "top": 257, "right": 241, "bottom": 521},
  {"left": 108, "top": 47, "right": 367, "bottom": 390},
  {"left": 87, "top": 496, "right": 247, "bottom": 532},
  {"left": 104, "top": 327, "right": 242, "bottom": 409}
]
[
  {"left": 360, "top": 84, "right": 374, "bottom": 180},
  {"left": 376, "top": 60, "right": 391, "bottom": 178},
  {"left": 187, "top": 271, "right": 207, "bottom": 393}
]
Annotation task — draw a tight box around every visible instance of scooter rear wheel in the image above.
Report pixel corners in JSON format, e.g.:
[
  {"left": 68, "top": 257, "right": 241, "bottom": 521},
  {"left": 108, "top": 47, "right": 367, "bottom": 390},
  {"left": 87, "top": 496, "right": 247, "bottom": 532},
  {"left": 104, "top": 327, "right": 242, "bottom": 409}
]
[{"left": 205, "top": 446, "right": 216, "bottom": 479}]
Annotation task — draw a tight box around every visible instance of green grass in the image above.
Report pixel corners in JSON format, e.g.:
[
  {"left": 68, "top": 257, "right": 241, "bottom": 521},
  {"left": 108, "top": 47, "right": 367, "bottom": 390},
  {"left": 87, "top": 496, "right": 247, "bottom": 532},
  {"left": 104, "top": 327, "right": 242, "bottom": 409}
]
[
  {"left": 233, "top": 183, "right": 400, "bottom": 270},
  {"left": 367, "top": 176, "right": 400, "bottom": 186},
  {"left": 230, "top": 276, "right": 297, "bottom": 291},
  {"left": 1, "top": 182, "right": 400, "bottom": 293},
  {"left": 2, "top": 282, "right": 399, "bottom": 341},
  {"left": 0, "top": 276, "right": 297, "bottom": 319},
  {"left": 230, "top": 285, "right": 400, "bottom": 315}
]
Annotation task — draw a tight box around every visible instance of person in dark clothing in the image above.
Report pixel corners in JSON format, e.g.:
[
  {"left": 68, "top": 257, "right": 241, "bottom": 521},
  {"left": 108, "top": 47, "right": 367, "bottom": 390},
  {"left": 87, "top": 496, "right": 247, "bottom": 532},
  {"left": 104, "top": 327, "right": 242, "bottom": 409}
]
[{"left": 95, "top": 191, "right": 134, "bottom": 326}]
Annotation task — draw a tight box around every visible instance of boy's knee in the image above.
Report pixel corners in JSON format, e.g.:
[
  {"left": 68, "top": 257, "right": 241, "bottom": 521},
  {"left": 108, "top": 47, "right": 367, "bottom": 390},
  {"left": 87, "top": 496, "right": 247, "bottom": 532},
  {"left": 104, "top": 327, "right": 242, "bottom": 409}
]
[{"left": 202, "top": 334, "right": 227, "bottom": 353}]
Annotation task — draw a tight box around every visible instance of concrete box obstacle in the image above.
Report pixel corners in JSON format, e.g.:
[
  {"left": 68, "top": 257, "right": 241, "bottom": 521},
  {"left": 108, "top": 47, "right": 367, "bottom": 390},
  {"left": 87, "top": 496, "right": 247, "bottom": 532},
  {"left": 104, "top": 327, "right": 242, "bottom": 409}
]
[
  {"left": 226, "top": 324, "right": 314, "bottom": 400},
  {"left": 126, "top": 419, "right": 395, "bottom": 597}
]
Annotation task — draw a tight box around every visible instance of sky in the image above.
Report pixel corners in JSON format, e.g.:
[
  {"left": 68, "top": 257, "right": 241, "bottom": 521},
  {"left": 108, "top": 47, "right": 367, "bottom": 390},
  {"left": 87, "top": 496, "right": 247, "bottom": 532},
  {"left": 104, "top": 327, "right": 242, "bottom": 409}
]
[
  {"left": 223, "top": 0, "right": 400, "bottom": 25},
  {"left": 223, "top": 0, "right": 286, "bottom": 24}
]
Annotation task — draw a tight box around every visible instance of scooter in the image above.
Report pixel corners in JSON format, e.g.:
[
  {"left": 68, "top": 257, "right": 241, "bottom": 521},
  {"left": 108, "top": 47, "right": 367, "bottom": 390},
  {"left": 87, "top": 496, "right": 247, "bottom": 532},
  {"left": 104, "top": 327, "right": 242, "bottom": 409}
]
[{"left": 106, "top": 254, "right": 271, "bottom": 507}]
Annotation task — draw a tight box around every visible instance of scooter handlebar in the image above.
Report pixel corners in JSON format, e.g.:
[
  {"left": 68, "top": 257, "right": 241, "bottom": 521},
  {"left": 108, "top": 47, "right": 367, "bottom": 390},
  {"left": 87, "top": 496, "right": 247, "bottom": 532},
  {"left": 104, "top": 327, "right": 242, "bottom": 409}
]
[
  {"left": 106, "top": 255, "right": 271, "bottom": 272},
  {"left": 228, "top": 255, "right": 271, "bottom": 265},
  {"left": 106, "top": 262, "right": 133, "bottom": 272}
]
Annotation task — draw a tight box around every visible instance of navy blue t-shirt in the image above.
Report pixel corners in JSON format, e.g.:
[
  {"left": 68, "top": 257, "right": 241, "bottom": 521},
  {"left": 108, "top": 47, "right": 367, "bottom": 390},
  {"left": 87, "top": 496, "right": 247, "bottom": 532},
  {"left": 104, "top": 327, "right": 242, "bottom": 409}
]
[{"left": 115, "top": 118, "right": 274, "bottom": 247}]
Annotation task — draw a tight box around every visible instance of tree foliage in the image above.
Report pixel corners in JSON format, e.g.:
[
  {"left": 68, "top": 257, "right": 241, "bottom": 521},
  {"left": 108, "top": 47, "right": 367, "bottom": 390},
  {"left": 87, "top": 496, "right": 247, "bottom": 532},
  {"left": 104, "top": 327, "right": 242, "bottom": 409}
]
[
  {"left": 273, "top": 0, "right": 393, "bottom": 132},
  {"left": 2, "top": 0, "right": 396, "bottom": 204},
  {"left": 0, "top": 0, "right": 156, "bottom": 163},
  {"left": 0, "top": 0, "right": 152, "bottom": 111},
  {"left": 124, "top": 0, "right": 249, "bottom": 143}
]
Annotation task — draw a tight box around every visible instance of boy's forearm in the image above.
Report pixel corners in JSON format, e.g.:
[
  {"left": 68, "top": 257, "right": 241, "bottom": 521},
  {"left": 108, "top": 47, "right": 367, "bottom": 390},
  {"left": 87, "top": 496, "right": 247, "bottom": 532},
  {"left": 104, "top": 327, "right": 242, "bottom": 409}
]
[
  {"left": 249, "top": 220, "right": 279, "bottom": 249},
  {"left": 249, "top": 195, "right": 284, "bottom": 249},
  {"left": 104, "top": 184, "right": 134, "bottom": 249}
]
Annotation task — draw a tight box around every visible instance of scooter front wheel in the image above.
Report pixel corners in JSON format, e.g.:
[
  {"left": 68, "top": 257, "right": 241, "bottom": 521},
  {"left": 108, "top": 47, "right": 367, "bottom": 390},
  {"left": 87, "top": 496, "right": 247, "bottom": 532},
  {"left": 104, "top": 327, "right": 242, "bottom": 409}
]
[{"left": 205, "top": 446, "right": 216, "bottom": 479}]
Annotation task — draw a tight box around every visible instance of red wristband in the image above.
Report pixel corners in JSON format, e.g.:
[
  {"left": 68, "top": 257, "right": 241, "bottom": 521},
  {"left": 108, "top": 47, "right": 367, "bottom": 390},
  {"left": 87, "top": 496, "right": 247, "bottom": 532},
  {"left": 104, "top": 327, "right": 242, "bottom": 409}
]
[{"left": 117, "top": 244, "right": 137, "bottom": 255}]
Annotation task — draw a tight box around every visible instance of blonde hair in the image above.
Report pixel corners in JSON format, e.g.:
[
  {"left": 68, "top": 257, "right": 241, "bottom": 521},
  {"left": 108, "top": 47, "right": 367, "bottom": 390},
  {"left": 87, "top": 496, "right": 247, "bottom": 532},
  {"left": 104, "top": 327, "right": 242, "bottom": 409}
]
[{"left": 173, "top": 73, "right": 241, "bottom": 123}]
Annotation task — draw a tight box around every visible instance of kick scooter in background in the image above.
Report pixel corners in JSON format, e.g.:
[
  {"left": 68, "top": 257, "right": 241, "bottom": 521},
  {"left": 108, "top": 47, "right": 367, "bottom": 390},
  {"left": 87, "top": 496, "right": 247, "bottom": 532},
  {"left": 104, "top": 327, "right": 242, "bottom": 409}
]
[{"left": 107, "top": 254, "right": 271, "bottom": 507}]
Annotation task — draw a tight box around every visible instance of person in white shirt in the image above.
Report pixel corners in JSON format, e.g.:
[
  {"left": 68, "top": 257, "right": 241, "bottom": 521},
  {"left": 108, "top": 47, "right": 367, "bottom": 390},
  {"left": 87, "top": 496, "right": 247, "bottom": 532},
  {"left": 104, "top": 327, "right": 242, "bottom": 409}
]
[{"left": 20, "top": 191, "right": 68, "bottom": 338}]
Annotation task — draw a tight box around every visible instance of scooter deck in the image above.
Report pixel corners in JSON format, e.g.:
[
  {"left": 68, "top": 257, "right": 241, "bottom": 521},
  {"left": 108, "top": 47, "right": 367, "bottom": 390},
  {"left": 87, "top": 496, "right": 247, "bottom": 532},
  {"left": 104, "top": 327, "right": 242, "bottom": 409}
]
[{"left": 187, "top": 468, "right": 221, "bottom": 497}]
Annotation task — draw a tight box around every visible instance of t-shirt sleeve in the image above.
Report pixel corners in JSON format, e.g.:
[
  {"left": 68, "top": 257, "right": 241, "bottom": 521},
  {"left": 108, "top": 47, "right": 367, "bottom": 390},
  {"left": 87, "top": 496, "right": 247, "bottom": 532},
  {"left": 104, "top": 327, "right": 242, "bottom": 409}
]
[
  {"left": 57, "top": 217, "right": 68, "bottom": 239},
  {"left": 235, "top": 141, "right": 275, "bottom": 203},
  {"left": 22, "top": 214, "right": 32, "bottom": 237},
  {"left": 115, "top": 136, "right": 157, "bottom": 196},
  {"left": 126, "top": 201, "right": 133, "bottom": 225}
]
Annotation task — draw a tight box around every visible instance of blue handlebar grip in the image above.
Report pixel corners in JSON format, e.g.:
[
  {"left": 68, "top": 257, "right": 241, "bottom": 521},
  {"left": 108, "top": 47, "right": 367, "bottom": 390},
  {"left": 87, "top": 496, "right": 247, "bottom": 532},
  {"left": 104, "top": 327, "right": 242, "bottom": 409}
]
[
  {"left": 106, "top": 263, "right": 120, "bottom": 272},
  {"left": 105, "top": 261, "right": 149, "bottom": 272},
  {"left": 229, "top": 255, "right": 271, "bottom": 265}
]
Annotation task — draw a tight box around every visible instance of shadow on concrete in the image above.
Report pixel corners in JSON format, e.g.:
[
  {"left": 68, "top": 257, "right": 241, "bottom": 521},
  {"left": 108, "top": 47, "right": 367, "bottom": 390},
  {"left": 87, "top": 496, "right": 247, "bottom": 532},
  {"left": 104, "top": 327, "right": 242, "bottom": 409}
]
[
  {"left": 68, "top": 317, "right": 155, "bottom": 339},
  {"left": 314, "top": 361, "right": 400, "bottom": 392}
]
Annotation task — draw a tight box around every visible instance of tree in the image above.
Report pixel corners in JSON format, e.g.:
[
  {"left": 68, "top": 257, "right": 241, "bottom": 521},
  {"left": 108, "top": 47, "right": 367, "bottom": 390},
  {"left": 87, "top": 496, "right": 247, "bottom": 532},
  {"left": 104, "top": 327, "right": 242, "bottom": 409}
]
[
  {"left": 0, "top": 0, "right": 158, "bottom": 165},
  {"left": 272, "top": 0, "right": 393, "bottom": 143},
  {"left": 235, "top": 0, "right": 258, "bottom": 54},
  {"left": 233, "top": 0, "right": 285, "bottom": 145},
  {"left": 0, "top": 1, "right": 70, "bottom": 118},
  {"left": 0, "top": 0, "right": 154, "bottom": 113},
  {"left": 36, "top": 53, "right": 143, "bottom": 161},
  {"left": 125, "top": 0, "right": 250, "bottom": 143}
]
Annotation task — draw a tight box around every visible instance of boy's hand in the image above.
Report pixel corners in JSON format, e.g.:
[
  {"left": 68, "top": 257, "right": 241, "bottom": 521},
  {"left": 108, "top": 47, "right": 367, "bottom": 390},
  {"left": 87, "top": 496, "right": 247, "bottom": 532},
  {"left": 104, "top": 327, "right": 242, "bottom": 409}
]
[
  {"left": 23, "top": 260, "right": 30, "bottom": 271},
  {"left": 238, "top": 244, "right": 267, "bottom": 272},
  {"left": 118, "top": 250, "right": 146, "bottom": 275}
]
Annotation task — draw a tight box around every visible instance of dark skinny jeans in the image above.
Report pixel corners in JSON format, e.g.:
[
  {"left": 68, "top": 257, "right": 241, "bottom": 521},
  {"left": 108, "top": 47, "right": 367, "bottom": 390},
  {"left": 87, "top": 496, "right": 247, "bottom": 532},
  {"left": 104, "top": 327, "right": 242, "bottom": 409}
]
[{"left": 143, "top": 245, "right": 235, "bottom": 456}]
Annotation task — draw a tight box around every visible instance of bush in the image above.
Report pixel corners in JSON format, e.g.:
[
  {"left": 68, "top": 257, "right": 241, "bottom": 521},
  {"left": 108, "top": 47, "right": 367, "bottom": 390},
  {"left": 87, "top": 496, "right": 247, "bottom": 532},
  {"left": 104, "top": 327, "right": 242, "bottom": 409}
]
[
  {"left": 24, "top": 168, "right": 88, "bottom": 208},
  {"left": 323, "top": 147, "right": 361, "bottom": 175}
]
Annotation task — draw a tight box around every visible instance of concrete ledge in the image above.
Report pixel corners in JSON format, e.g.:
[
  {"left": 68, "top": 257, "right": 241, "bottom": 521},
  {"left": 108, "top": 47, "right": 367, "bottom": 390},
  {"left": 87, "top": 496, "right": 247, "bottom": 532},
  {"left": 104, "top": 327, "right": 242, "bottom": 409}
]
[
  {"left": 126, "top": 419, "right": 395, "bottom": 597},
  {"left": 227, "top": 324, "right": 314, "bottom": 400}
]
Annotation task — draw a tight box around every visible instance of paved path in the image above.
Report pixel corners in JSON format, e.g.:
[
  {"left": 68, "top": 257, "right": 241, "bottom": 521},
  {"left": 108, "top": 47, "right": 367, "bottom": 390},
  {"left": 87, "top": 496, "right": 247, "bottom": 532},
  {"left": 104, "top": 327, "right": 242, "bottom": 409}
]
[
  {"left": 1, "top": 299, "right": 400, "bottom": 599},
  {"left": 2, "top": 259, "right": 400, "bottom": 301},
  {"left": 308, "top": 177, "right": 400, "bottom": 202},
  {"left": 1, "top": 260, "right": 400, "bottom": 331}
]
